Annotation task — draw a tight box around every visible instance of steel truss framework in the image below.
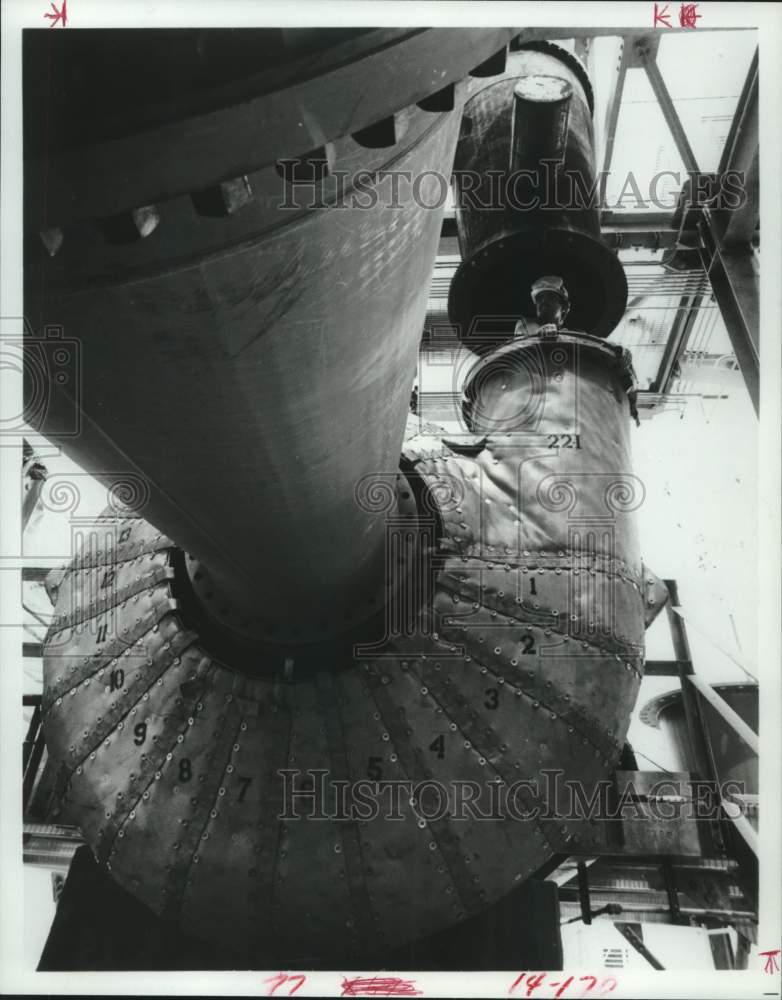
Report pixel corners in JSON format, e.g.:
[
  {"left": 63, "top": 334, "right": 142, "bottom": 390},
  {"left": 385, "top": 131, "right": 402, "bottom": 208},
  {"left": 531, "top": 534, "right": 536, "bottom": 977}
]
[{"left": 429, "top": 28, "right": 759, "bottom": 413}]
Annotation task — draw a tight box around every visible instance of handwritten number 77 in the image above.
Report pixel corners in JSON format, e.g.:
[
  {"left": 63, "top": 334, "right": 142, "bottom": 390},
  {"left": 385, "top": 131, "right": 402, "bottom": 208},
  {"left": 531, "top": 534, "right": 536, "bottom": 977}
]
[{"left": 264, "top": 973, "right": 306, "bottom": 996}]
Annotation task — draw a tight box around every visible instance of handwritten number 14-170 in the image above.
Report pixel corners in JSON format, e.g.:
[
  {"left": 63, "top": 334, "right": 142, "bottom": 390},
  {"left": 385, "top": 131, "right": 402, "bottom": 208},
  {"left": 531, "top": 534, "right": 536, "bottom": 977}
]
[{"left": 509, "top": 972, "right": 617, "bottom": 997}]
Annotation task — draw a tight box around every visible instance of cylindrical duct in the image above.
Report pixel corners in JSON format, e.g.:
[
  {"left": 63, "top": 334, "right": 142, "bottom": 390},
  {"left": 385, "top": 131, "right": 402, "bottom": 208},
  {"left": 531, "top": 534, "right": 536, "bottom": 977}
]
[
  {"left": 448, "top": 42, "right": 627, "bottom": 350},
  {"left": 23, "top": 30, "right": 517, "bottom": 643},
  {"left": 509, "top": 75, "right": 572, "bottom": 173}
]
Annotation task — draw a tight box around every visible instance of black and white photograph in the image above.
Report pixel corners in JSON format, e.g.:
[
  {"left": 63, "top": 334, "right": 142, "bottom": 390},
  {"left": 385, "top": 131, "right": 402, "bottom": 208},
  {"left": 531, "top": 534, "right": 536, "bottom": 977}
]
[{"left": 1, "top": 2, "right": 780, "bottom": 996}]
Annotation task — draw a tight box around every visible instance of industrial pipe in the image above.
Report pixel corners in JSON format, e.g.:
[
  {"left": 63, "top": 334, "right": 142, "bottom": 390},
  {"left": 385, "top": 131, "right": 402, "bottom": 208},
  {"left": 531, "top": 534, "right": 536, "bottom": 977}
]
[
  {"left": 509, "top": 75, "right": 573, "bottom": 174},
  {"left": 23, "top": 30, "right": 512, "bottom": 644},
  {"left": 449, "top": 41, "right": 627, "bottom": 350}
]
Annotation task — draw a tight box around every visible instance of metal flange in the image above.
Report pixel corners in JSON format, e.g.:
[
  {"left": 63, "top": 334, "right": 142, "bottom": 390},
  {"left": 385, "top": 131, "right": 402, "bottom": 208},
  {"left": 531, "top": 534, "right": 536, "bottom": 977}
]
[{"left": 25, "top": 28, "right": 516, "bottom": 232}]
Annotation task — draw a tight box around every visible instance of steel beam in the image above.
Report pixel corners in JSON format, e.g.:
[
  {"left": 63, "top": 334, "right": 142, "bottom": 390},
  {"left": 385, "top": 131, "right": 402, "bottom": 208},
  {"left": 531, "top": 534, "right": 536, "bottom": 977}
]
[
  {"left": 722, "top": 801, "right": 759, "bottom": 857},
  {"left": 688, "top": 675, "right": 759, "bottom": 755},
  {"left": 638, "top": 46, "right": 699, "bottom": 175},
  {"left": 697, "top": 216, "right": 759, "bottom": 414},
  {"left": 698, "top": 45, "right": 760, "bottom": 416},
  {"left": 652, "top": 293, "right": 703, "bottom": 393},
  {"left": 718, "top": 49, "right": 759, "bottom": 247},
  {"left": 23, "top": 701, "right": 46, "bottom": 809},
  {"left": 665, "top": 581, "right": 729, "bottom": 856},
  {"left": 661, "top": 860, "right": 684, "bottom": 924},
  {"left": 719, "top": 50, "right": 758, "bottom": 174},
  {"left": 577, "top": 861, "right": 592, "bottom": 925},
  {"left": 511, "top": 27, "right": 754, "bottom": 42},
  {"left": 439, "top": 214, "right": 693, "bottom": 258},
  {"left": 643, "top": 659, "right": 691, "bottom": 676},
  {"left": 574, "top": 37, "right": 590, "bottom": 64},
  {"left": 600, "top": 38, "right": 630, "bottom": 182},
  {"left": 723, "top": 152, "right": 758, "bottom": 248},
  {"left": 614, "top": 923, "right": 666, "bottom": 970},
  {"left": 664, "top": 584, "right": 718, "bottom": 780}
]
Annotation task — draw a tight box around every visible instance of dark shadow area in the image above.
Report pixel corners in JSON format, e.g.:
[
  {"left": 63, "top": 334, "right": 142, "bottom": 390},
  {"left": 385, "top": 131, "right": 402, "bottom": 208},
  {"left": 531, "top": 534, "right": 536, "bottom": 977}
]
[{"left": 39, "top": 846, "right": 562, "bottom": 971}]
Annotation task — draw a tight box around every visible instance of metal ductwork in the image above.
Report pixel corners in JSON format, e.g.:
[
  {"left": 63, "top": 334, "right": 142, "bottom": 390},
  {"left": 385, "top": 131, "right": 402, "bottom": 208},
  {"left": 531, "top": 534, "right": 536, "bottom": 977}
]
[
  {"left": 24, "top": 29, "right": 659, "bottom": 968},
  {"left": 448, "top": 41, "right": 628, "bottom": 351},
  {"left": 23, "top": 28, "right": 513, "bottom": 644}
]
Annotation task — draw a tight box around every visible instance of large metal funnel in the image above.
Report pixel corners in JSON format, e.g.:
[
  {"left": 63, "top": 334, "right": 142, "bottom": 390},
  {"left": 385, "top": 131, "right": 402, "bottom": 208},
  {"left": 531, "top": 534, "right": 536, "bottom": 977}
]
[{"left": 23, "top": 28, "right": 515, "bottom": 642}]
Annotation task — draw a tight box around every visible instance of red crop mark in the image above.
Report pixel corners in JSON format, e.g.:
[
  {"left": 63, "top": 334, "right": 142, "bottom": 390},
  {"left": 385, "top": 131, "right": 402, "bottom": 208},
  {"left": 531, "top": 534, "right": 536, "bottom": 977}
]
[
  {"left": 264, "top": 973, "right": 307, "bottom": 996},
  {"left": 760, "top": 949, "right": 781, "bottom": 974},
  {"left": 653, "top": 1, "right": 701, "bottom": 27},
  {"left": 341, "top": 977, "right": 422, "bottom": 997},
  {"left": 678, "top": 3, "right": 701, "bottom": 27},
  {"left": 653, "top": 2, "right": 672, "bottom": 26},
  {"left": 43, "top": 0, "right": 67, "bottom": 27}
]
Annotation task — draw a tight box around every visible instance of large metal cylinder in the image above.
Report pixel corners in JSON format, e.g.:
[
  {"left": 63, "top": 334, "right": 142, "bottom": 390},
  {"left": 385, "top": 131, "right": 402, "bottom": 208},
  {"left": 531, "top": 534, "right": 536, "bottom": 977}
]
[
  {"left": 448, "top": 42, "right": 627, "bottom": 349},
  {"left": 23, "top": 29, "right": 514, "bottom": 642},
  {"left": 27, "top": 125, "right": 454, "bottom": 640}
]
